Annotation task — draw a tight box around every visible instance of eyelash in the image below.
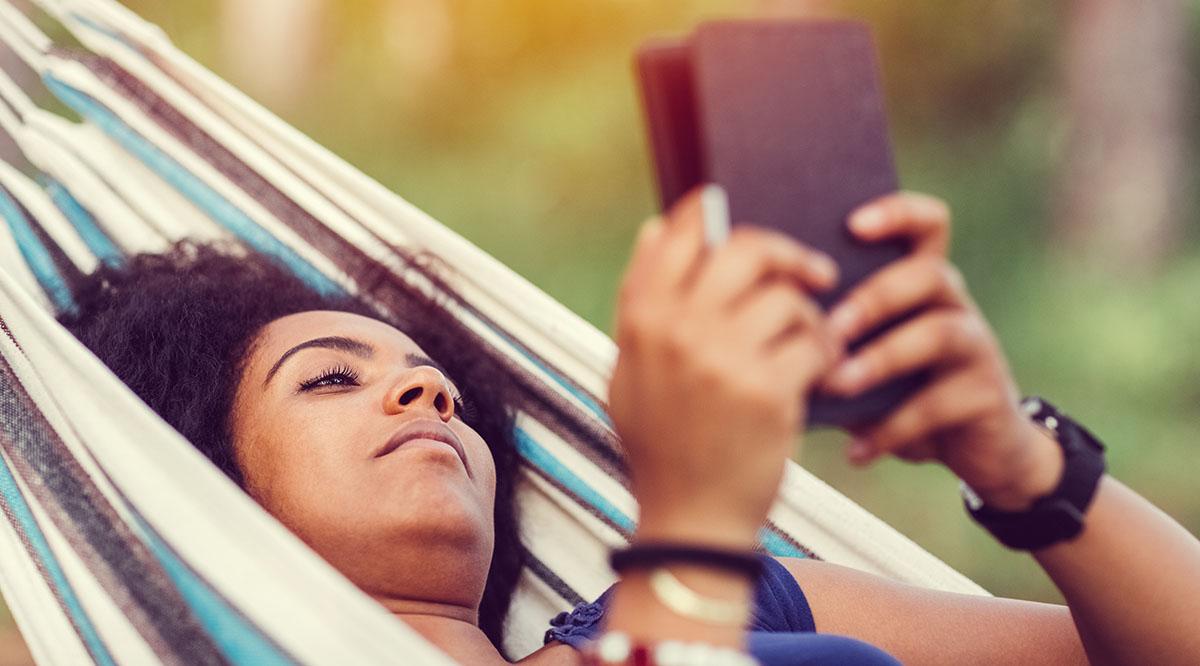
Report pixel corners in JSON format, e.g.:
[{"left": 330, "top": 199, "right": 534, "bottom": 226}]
[
  {"left": 450, "top": 387, "right": 479, "bottom": 424},
  {"left": 297, "top": 364, "right": 478, "bottom": 423},
  {"left": 297, "top": 364, "right": 361, "bottom": 391}
]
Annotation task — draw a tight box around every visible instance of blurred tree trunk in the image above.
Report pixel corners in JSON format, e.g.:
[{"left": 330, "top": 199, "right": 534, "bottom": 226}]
[{"left": 1054, "top": 0, "right": 1191, "bottom": 273}]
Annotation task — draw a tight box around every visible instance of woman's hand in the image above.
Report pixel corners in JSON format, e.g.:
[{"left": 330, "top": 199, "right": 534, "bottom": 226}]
[
  {"left": 818, "top": 192, "right": 1062, "bottom": 510},
  {"left": 609, "top": 186, "right": 842, "bottom": 547}
]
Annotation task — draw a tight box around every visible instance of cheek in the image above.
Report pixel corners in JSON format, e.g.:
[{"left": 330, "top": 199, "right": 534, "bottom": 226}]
[
  {"left": 235, "top": 399, "right": 366, "bottom": 513},
  {"left": 457, "top": 426, "right": 498, "bottom": 508}
]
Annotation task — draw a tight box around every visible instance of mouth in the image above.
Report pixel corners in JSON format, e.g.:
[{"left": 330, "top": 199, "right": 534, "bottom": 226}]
[{"left": 375, "top": 420, "right": 469, "bottom": 474}]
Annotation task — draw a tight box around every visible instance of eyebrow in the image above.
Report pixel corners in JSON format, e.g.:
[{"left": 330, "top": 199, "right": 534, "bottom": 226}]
[
  {"left": 261, "top": 337, "right": 459, "bottom": 392},
  {"left": 263, "top": 336, "right": 374, "bottom": 388}
]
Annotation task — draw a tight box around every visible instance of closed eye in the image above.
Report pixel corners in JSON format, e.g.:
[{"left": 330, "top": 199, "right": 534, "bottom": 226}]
[
  {"left": 297, "top": 364, "right": 361, "bottom": 392},
  {"left": 298, "top": 360, "right": 477, "bottom": 423}
]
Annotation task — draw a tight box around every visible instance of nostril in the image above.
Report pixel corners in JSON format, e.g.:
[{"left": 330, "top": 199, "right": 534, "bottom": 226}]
[
  {"left": 434, "top": 392, "right": 448, "bottom": 413},
  {"left": 399, "top": 387, "right": 422, "bottom": 405}
]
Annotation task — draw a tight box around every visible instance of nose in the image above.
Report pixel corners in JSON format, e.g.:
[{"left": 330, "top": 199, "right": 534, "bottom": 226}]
[{"left": 383, "top": 366, "right": 455, "bottom": 422}]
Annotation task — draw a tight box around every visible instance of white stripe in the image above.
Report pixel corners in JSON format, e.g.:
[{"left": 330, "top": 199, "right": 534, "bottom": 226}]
[
  {"left": 0, "top": 251, "right": 456, "bottom": 664},
  {"left": 0, "top": 450, "right": 93, "bottom": 666},
  {"left": 15, "top": 468, "right": 161, "bottom": 665},
  {"left": 0, "top": 214, "right": 52, "bottom": 312},
  {"left": 0, "top": 160, "right": 99, "bottom": 274}
]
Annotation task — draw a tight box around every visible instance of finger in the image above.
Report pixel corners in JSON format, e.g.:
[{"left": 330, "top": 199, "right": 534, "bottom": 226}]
[
  {"left": 653, "top": 185, "right": 719, "bottom": 295},
  {"left": 848, "top": 192, "right": 950, "bottom": 256},
  {"left": 616, "top": 216, "right": 667, "bottom": 301},
  {"left": 692, "top": 227, "right": 838, "bottom": 309},
  {"left": 765, "top": 331, "right": 838, "bottom": 398},
  {"left": 846, "top": 370, "right": 996, "bottom": 465},
  {"left": 822, "top": 310, "right": 986, "bottom": 397},
  {"left": 827, "top": 254, "right": 968, "bottom": 344},
  {"left": 894, "top": 440, "right": 938, "bottom": 463},
  {"left": 728, "top": 281, "right": 824, "bottom": 350},
  {"left": 845, "top": 435, "right": 936, "bottom": 465}
]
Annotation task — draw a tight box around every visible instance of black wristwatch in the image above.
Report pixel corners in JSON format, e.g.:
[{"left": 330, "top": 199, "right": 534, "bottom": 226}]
[{"left": 960, "top": 397, "right": 1107, "bottom": 551}]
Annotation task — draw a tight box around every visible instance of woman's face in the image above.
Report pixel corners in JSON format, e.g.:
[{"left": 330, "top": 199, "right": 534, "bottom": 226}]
[{"left": 230, "top": 310, "right": 497, "bottom": 610}]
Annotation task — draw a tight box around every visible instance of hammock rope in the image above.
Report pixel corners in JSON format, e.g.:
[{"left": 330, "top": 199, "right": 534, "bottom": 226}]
[{"left": 0, "top": 1, "right": 987, "bottom": 663}]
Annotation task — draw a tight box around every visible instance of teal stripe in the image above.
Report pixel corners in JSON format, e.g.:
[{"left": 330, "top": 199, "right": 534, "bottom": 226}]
[
  {"left": 69, "top": 13, "right": 126, "bottom": 46},
  {"left": 759, "top": 527, "right": 808, "bottom": 559},
  {"left": 40, "top": 178, "right": 124, "bottom": 269},
  {"left": 43, "top": 75, "right": 341, "bottom": 297},
  {"left": 134, "top": 519, "right": 295, "bottom": 665},
  {"left": 0, "top": 187, "right": 77, "bottom": 315},
  {"left": 514, "top": 426, "right": 635, "bottom": 534},
  {"left": 515, "top": 427, "right": 809, "bottom": 558},
  {"left": 490, "top": 324, "right": 612, "bottom": 426},
  {"left": 0, "top": 455, "right": 117, "bottom": 665}
]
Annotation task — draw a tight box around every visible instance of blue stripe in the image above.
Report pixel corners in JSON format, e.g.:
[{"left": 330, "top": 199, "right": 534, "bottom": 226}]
[
  {"left": 42, "top": 75, "right": 341, "bottom": 297},
  {"left": 0, "top": 187, "right": 77, "bottom": 315},
  {"left": 759, "top": 528, "right": 808, "bottom": 559},
  {"left": 514, "top": 426, "right": 635, "bottom": 534},
  {"left": 40, "top": 178, "right": 124, "bottom": 269},
  {"left": 515, "top": 427, "right": 809, "bottom": 558},
  {"left": 0, "top": 455, "right": 117, "bottom": 665},
  {"left": 489, "top": 324, "right": 612, "bottom": 426},
  {"left": 68, "top": 13, "right": 128, "bottom": 47},
  {"left": 133, "top": 519, "right": 295, "bottom": 665}
]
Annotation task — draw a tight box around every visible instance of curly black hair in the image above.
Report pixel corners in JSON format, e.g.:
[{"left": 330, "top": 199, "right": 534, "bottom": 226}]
[{"left": 58, "top": 240, "right": 524, "bottom": 652}]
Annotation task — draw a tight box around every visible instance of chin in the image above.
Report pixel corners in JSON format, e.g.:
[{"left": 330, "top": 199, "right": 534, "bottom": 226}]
[
  {"left": 292, "top": 495, "right": 495, "bottom": 603},
  {"left": 367, "top": 474, "right": 494, "bottom": 550},
  {"left": 345, "top": 509, "right": 495, "bottom": 603}
]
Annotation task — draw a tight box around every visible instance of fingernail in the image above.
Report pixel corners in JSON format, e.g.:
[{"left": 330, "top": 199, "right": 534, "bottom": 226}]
[
  {"left": 850, "top": 208, "right": 884, "bottom": 235},
  {"left": 828, "top": 360, "right": 866, "bottom": 393},
  {"left": 829, "top": 303, "right": 859, "bottom": 340},
  {"left": 638, "top": 216, "right": 664, "bottom": 242},
  {"left": 813, "top": 253, "right": 838, "bottom": 285},
  {"left": 847, "top": 439, "right": 874, "bottom": 463},
  {"left": 700, "top": 184, "right": 731, "bottom": 247}
]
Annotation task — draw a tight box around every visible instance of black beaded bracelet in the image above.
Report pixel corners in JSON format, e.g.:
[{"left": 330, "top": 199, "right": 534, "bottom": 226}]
[{"left": 610, "top": 542, "right": 764, "bottom": 579}]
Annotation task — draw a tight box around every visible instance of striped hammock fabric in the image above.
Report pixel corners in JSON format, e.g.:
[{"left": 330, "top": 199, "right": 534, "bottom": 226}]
[{"left": 0, "top": 1, "right": 987, "bottom": 663}]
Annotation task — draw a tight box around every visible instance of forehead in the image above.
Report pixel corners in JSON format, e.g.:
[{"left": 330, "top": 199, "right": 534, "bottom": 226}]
[{"left": 250, "top": 310, "right": 423, "bottom": 367}]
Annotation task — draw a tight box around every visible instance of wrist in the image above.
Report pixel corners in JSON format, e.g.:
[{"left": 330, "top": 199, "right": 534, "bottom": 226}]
[
  {"left": 964, "top": 396, "right": 1108, "bottom": 551},
  {"left": 635, "top": 511, "right": 760, "bottom": 551},
  {"left": 974, "top": 422, "right": 1065, "bottom": 511}
]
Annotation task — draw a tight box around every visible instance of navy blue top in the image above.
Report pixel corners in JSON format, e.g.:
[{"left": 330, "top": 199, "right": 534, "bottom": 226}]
[{"left": 544, "top": 555, "right": 900, "bottom": 665}]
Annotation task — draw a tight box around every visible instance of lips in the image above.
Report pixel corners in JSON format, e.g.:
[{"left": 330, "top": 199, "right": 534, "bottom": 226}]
[{"left": 375, "top": 420, "right": 469, "bottom": 474}]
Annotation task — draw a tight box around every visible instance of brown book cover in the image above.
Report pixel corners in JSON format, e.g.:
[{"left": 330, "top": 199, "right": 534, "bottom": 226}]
[{"left": 637, "top": 20, "right": 927, "bottom": 428}]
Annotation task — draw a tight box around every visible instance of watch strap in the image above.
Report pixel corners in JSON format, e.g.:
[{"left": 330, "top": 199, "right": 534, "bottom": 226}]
[{"left": 964, "top": 397, "right": 1107, "bottom": 551}]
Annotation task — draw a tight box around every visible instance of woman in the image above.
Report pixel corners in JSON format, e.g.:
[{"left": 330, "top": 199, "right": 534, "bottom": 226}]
[{"left": 62, "top": 189, "right": 1200, "bottom": 665}]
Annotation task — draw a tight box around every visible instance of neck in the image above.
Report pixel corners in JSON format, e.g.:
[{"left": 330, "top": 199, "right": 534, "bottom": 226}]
[{"left": 383, "top": 598, "right": 509, "bottom": 665}]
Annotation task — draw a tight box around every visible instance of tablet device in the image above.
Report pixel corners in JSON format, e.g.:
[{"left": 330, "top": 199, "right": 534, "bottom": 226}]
[{"left": 635, "top": 20, "right": 926, "bottom": 428}]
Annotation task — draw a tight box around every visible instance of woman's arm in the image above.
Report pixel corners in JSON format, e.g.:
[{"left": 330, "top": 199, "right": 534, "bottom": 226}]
[
  {"left": 778, "top": 555, "right": 1087, "bottom": 665},
  {"left": 604, "top": 186, "right": 842, "bottom": 650},
  {"left": 1033, "top": 474, "right": 1200, "bottom": 665},
  {"left": 818, "top": 192, "right": 1200, "bottom": 665}
]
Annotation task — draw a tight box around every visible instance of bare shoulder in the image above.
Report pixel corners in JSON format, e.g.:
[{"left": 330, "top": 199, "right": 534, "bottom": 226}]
[{"left": 773, "top": 557, "right": 1088, "bottom": 665}]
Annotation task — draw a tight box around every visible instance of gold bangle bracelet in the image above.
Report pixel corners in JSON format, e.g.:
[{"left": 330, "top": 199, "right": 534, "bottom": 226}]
[{"left": 648, "top": 567, "right": 751, "bottom": 625}]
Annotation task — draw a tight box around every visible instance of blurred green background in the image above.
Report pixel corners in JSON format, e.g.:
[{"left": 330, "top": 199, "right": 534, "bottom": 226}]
[{"left": 2, "top": 0, "right": 1199, "bottom": 661}]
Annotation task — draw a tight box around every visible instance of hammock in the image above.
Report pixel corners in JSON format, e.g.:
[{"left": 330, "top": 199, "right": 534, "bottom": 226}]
[{"left": 0, "top": 1, "right": 987, "bottom": 663}]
